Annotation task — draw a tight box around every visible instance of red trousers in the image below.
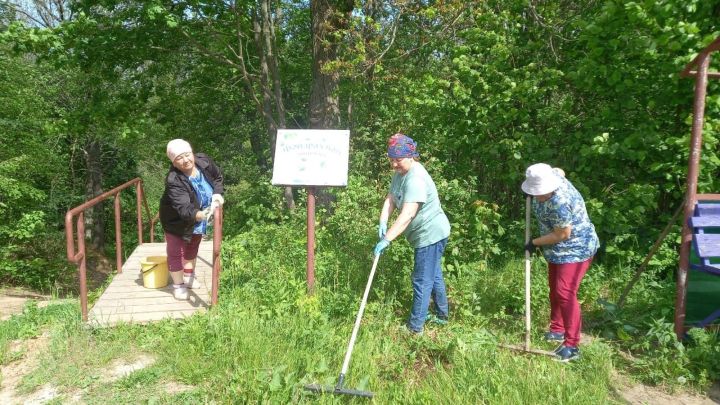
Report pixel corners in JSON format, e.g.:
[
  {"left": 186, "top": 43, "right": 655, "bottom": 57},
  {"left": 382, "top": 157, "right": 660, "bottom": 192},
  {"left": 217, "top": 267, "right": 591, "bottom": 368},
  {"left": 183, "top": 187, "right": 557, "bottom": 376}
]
[
  {"left": 165, "top": 233, "right": 202, "bottom": 272},
  {"left": 548, "top": 257, "right": 593, "bottom": 347}
]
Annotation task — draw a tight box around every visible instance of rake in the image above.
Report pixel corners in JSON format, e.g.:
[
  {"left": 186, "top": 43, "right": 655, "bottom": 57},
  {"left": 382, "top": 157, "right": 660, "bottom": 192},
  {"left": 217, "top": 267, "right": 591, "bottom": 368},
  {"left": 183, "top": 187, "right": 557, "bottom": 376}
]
[
  {"left": 499, "top": 195, "right": 556, "bottom": 357},
  {"left": 304, "top": 254, "right": 380, "bottom": 398}
]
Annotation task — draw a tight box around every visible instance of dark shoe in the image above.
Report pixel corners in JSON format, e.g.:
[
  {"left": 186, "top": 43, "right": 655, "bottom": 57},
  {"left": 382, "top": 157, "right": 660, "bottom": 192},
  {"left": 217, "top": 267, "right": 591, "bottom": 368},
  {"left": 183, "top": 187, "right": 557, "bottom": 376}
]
[
  {"left": 403, "top": 325, "right": 424, "bottom": 336},
  {"left": 554, "top": 346, "right": 580, "bottom": 362},
  {"left": 544, "top": 331, "right": 565, "bottom": 342},
  {"left": 426, "top": 314, "right": 448, "bottom": 326}
]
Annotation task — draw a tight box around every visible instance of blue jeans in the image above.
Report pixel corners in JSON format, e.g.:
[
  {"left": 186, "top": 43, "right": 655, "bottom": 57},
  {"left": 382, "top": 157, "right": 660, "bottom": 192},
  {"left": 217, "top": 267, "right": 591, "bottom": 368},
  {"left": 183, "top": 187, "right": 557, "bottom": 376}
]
[{"left": 407, "top": 238, "right": 449, "bottom": 332}]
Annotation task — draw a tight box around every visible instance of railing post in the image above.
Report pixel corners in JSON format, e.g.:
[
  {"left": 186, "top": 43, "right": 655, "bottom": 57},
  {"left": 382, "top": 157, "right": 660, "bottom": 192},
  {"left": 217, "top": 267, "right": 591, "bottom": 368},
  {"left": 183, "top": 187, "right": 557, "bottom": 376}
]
[
  {"left": 136, "top": 182, "right": 144, "bottom": 245},
  {"left": 77, "top": 213, "right": 88, "bottom": 321},
  {"left": 306, "top": 187, "right": 316, "bottom": 295},
  {"left": 114, "top": 195, "right": 123, "bottom": 274},
  {"left": 65, "top": 178, "right": 158, "bottom": 322},
  {"left": 676, "top": 52, "right": 711, "bottom": 339},
  {"left": 212, "top": 206, "right": 223, "bottom": 305}
]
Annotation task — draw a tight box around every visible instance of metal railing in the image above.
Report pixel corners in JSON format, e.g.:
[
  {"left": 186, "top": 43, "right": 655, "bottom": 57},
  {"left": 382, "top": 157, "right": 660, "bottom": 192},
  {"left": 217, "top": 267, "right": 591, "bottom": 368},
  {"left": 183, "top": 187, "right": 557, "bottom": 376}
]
[
  {"left": 65, "top": 177, "right": 224, "bottom": 321},
  {"left": 210, "top": 207, "right": 223, "bottom": 306},
  {"left": 65, "top": 178, "right": 152, "bottom": 321},
  {"left": 676, "top": 36, "right": 720, "bottom": 339}
]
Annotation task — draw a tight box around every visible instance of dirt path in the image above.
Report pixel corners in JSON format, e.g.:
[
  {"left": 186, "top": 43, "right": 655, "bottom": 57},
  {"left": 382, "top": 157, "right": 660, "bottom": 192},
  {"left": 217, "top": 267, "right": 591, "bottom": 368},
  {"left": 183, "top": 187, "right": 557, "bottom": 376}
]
[
  {"left": 0, "top": 288, "right": 51, "bottom": 321},
  {"left": 620, "top": 384, "right": 719, "bottom": 404},
  {"left": 612, "top": 370, "right": 720, "bottom": 405},
  {"left": 0, "top": 331, "right": 57, "bottom": 404}
]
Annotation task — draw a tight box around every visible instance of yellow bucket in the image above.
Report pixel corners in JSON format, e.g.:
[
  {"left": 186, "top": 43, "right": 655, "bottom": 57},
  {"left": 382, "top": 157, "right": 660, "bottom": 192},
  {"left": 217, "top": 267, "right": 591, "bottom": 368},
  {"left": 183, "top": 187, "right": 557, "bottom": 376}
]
[{"left": 140, "top": 256, "right": 169, "bottom": 289}]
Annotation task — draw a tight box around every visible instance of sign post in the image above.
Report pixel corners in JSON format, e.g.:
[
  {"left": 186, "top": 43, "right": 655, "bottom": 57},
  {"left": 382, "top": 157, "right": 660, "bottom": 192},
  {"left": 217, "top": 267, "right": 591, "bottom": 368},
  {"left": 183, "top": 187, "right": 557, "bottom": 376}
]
[{"left": 271, "top": 129, "right": 350, "bottom": 294}]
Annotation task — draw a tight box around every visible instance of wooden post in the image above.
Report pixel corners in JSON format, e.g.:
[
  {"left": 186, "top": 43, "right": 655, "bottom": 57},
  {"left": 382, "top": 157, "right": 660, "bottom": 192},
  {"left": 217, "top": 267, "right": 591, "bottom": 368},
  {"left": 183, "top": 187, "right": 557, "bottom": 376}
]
[
  {"left": 524, "top": 196, "right": 532, "bottom": 351},
  {"left": 676, "top": 53, "right": 710, "bottom": 339},
  {"left": 307, "top": 187, "right": 316, "bottom": 294}
]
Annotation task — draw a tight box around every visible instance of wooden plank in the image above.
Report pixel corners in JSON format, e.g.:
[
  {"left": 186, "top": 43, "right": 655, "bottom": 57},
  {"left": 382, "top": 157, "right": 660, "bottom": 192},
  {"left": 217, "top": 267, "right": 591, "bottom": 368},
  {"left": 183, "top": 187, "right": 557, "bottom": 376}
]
[
  {"left": 88, "top": 240, "right": 217, "bottom": 327},
  {"left": 89, "top": 309, "right": 204, "bottom": 327},
  {"left": 98, "top": 289, "right": 210, "bottom": 299},
  {"left": 694, "top": 266, "right": 720, "bottom": 276},
  {"left": 90, "top": 300, "right": 208, "bottom": 314},
  {"left": 689, "top": 216, "right": 720, "bottom": 228},
  {"left": 696, "top": 203, "right": 720, "bottom": 217},
  {"left": 696, "top": 194, "right": 720, "bottom": 202},
  {"left": 694, "top": 234, "right": 720, "bottom": 258},
  {"left": 94, "top": 288, "right": 210, "bottom": 302},
  {"left": 92, "top": 297, "right": 209, "bottom": 309}
]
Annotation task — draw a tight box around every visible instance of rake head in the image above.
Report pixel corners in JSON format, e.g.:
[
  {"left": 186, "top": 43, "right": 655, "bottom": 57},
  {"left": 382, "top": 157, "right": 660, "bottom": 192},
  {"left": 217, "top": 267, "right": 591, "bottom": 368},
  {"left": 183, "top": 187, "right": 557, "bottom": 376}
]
[{"left": 304, "top": 383, "right": 374, "bottom": 398}]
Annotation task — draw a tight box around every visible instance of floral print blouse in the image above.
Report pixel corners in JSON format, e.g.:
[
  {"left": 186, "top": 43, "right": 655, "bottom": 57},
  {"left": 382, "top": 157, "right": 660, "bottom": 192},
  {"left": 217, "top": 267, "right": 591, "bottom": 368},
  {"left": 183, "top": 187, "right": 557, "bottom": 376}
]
[{"left": 532, "top": 178, "right": 599, "bottom": 264}]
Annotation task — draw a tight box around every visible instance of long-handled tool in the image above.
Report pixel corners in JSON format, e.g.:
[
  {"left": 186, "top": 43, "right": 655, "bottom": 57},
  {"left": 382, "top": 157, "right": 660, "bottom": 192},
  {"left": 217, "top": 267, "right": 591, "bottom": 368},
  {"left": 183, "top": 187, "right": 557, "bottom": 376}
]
[
  {"left": 304, "top": 254, "right": 380, "bottom": 398},
  {"left": 499, "top": 196, "right": 555, "bottom": 357}
]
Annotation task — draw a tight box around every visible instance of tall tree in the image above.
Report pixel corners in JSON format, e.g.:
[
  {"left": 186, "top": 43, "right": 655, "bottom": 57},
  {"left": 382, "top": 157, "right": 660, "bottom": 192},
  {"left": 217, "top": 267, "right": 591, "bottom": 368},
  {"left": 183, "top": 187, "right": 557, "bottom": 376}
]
[{"left": 309, "top": 0, "right": 353, "bottom": 129}]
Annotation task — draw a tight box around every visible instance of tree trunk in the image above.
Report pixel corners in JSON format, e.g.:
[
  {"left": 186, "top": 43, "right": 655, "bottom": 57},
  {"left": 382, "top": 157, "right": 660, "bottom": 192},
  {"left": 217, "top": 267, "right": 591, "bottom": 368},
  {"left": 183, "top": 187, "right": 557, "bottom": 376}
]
[
  {"left": 84, "top": 139, "right": 104, "bottom": 249},
  {"left": 254, "top": 0, "right": 295, "bottom": 210},
  {"left": 309, "top": 0, "right": 354, "bottom": 130},
  {"left": 185, "top": 0, "right": 295, "bottom": 209},
  {"left": 309, "top": 0, "right": 354, "bottom": 211}
]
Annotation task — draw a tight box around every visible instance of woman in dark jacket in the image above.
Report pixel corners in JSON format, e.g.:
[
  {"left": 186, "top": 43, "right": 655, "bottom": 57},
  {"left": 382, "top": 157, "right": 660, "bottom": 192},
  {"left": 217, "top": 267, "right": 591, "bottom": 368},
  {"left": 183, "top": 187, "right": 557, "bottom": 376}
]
[{"left": 160, "top": 139, "right": 224, "bottom": 299}]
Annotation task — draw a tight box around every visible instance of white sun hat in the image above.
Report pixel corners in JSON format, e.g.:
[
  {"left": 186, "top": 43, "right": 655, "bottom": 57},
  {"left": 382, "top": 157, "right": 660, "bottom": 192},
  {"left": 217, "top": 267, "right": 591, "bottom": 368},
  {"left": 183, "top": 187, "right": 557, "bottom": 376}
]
[{"left": 521, "top": 163, "right": 564, "bottom": 196}]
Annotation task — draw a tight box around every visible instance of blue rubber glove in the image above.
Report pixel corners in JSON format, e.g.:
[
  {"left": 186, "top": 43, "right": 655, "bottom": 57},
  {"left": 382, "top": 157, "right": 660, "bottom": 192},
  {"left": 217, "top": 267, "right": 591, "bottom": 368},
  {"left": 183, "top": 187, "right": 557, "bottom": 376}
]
[
  {"left": 378, "top": 221, "right": 388, "bottom": 239},
  {"left": 373, "top": 238, "right": 391, "bottom": 256}
]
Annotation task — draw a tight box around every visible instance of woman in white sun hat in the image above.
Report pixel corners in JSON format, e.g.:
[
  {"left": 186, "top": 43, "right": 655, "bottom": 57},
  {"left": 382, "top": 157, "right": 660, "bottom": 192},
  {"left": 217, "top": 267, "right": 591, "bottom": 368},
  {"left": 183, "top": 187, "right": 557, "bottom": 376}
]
[{"left": 522, "top": 163, "right": 599, "bottom": 362}]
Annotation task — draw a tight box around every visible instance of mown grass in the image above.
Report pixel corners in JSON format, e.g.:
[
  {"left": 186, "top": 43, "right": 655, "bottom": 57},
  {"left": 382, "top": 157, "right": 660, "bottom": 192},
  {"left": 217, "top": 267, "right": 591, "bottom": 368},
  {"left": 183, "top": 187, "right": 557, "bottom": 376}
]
[{"left": 1, "top": 298, "right": 619, "bottom": 404}]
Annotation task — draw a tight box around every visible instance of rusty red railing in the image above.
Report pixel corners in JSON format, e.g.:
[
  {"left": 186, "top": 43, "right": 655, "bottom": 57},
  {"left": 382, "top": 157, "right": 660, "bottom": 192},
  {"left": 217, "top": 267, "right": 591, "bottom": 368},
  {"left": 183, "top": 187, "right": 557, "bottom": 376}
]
[
  {"left": 210, "top": 207, "right": 223, "bottom": 306},
  {"left": 65, "top": 178, "right": 152, "bottom": 321},
  {"left": 676, "top": 37, "right": 720, "bottom": 339},
  {"left": 65, "top": 178, "right": 225, "bottom": 321}
]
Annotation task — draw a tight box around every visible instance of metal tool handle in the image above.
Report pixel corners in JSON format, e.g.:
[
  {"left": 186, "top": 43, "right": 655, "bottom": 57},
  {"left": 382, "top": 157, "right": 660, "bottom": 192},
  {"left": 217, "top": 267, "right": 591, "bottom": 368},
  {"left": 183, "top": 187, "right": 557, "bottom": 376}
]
[
  {"left": 141, "top": 263, "right": 158, "bottom": 274},
  {"left": 524, "top": 195, "right": 532, "bottom": 351},
  {"left": 338, "top": 254, "right": 381, "bottom": 382}
]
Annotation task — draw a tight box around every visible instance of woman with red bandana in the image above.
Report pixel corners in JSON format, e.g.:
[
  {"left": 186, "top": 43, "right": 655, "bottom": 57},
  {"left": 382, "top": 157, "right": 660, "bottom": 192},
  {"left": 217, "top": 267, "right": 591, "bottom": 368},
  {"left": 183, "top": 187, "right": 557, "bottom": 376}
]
[{"left": 374, "top": 133, "right": 451, "bottom": 334}]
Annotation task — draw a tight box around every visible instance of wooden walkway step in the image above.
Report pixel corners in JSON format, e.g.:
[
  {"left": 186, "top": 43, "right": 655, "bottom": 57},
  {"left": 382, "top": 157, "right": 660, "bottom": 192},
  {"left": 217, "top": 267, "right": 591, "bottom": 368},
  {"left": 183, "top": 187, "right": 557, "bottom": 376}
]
[{"left": 88, "top": 241, "right": 214, "bottom": 327}]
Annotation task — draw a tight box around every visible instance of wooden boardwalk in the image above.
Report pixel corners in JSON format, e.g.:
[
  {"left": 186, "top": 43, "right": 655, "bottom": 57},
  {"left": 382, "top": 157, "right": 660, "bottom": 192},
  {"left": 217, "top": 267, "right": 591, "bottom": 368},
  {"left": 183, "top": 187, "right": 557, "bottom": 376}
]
[{"left": 89, "top": 241, "right": 214, "bottom": 327}]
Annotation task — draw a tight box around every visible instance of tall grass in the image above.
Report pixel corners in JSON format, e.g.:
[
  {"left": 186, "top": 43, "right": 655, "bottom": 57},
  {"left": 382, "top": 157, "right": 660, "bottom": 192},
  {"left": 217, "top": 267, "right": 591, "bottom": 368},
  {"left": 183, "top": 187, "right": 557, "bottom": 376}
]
[{"left": 1, "top": 214, "right": 718, "bottom": 402}]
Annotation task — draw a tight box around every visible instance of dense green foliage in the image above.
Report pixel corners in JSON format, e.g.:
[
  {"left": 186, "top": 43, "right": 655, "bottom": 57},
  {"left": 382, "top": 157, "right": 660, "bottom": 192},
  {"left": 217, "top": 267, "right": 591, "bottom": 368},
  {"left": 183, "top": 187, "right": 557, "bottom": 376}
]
[
  {"left": 2, "top": 0, "right": 720, "bottom": 285},
  {"left": 2, "top": 0, "right": 720, "bottom": 400}
]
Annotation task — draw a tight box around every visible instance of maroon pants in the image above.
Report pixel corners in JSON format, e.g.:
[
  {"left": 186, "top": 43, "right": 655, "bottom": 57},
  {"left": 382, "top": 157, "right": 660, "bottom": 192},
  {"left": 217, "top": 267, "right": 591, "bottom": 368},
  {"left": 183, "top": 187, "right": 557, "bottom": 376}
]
[
  {"left": 548, "top": 257, "right": 593, "bottom": 347},
  {"left": 165, "top": 232, "right": 202, "bottom": 273}
]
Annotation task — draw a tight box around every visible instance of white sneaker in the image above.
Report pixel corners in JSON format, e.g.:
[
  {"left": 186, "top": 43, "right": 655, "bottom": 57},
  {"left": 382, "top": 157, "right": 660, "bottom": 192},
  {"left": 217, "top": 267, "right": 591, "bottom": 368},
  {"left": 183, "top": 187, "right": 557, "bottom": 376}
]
[
  {"left": 183, "top": 274, "right": 201, "bottom": 289},
  {"left": 173, "top": 285, "right": 189, "bottom": 300}
]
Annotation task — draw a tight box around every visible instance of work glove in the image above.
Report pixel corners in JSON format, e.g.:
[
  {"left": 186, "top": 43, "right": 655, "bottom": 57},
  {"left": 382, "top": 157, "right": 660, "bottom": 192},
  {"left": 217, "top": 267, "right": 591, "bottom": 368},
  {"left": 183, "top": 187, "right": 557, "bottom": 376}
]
[
  {"left": 195, "top": 209, "right": 208, "bottom": 222},
  {"left": 378, "top": 221, "right": 388, "bottom": 239},
  {"left": 212, "top": 194, "right": 224, "bottom": 206},
  {"left": 373, "top": 238, "right": 391, "bottom": 256},
  {"left": 524, "top": 240, "right": 536, "bottom": 255},
  {"left": 204, "top": 203, "right": 218, "bottom": 222}
]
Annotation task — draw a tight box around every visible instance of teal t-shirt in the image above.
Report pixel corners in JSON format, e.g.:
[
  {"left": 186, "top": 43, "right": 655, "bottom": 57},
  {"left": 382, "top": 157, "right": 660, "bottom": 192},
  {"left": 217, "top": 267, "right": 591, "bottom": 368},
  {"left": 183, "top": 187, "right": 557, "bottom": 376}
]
[{"left": 389, "top": 162, "right": 450, "bottom": 248}]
